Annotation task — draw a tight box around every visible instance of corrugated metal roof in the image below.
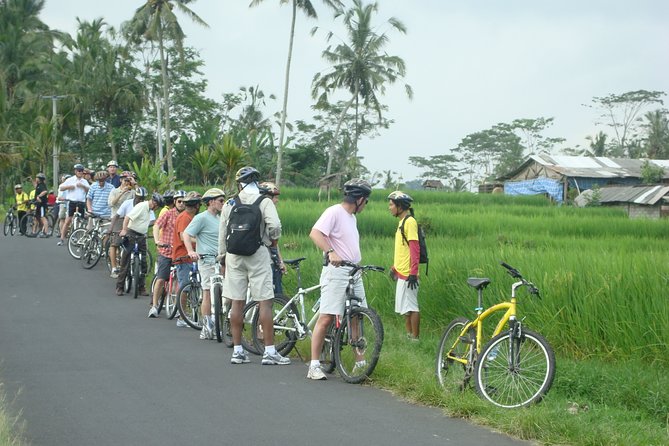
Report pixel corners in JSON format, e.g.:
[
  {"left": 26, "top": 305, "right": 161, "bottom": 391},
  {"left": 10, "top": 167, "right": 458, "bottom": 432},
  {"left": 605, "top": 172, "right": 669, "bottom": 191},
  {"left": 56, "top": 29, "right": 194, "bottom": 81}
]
[{"left": 596, "top": 185, "right": 669, "bottom": 205}]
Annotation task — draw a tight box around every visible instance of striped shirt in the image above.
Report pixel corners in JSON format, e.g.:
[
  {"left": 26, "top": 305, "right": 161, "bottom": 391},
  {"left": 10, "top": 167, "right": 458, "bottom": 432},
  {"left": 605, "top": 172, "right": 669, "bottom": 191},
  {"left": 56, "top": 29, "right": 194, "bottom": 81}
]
[{"left": 86, "top": 182, "right": 114, "bottom": 217}]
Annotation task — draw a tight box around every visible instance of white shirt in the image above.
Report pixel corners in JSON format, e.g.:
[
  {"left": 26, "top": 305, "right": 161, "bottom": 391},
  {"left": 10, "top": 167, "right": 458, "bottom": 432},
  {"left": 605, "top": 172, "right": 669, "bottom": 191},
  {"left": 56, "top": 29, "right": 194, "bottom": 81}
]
[
  {"left": 126, "top": 201, "right": 156, "bottom": 235},
  {"left": 59, "top": 175, "right": 89, "bottom": 202}
]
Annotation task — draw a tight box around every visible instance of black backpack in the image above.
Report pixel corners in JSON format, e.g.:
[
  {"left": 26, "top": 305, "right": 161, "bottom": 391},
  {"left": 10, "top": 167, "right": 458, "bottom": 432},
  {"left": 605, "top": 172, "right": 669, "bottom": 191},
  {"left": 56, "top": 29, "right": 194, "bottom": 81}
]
[
  {"left": 399, "top": 214, "right": 429, "bottom": 276},
  {"left": 226, "top": 195, "right": 268, "bottom": 256}
]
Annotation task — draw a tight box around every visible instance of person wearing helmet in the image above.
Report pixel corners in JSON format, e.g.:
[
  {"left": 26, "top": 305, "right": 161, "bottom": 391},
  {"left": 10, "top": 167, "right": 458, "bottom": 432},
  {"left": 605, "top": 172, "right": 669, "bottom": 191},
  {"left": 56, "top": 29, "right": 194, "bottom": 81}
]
[
  {"left": 106, "top": 160, "right": 121, "bottom": 187},
  {"left": 57, "top": 163, "right": 90, "bottom": 246},
  {"left": 259, "top": 182, "right": 286, "bottom": 294},
  {"left": 180, "top": 187, "right": 225, "bottom": 335},
  {"left": 86, "top": 171, "right": 113, "bottom": 220},
  {"left": 160, "top": 190, "right": 176, "bottom": 216},
  {"left": 219, "top": 167, "right": 288, "bottom": 365},
  {"left": 115, "top": 189, "right": 161, "bottom": 296},
  {"left": 32, "top": 173, "right": 50, "bottom": 237},
  {"left": 388, "top": 191, "right": 421, "bottom": 341},
  {"left": 14, "top": 184, "right": 30, "bottom": 235},
  {"left": 149, "top": 191, "right": 187, "bottom": 318},
  {"left": 171, "top": 191, "right": 202, "bottom": 319},
  {"left": 306, "top": 178, "right": 372, "bottom": 380},
  {"left": 107, "top": 173, "right": 137, "bottom": 278}
]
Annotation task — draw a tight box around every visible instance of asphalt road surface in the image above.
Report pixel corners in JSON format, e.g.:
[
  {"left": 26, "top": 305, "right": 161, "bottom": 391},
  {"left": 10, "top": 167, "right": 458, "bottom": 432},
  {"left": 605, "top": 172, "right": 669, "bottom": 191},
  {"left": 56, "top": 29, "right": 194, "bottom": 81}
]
[{"left": 0, "top": 235, "right": 530, "bottom": 446}]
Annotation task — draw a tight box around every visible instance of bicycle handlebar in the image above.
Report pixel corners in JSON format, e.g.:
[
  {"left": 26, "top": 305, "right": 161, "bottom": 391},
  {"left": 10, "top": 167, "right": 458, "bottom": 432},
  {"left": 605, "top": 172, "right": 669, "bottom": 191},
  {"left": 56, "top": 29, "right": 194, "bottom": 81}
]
[
  {"left": 339, "top": 260, "right": 385, "bottom": 274},
  {"left": 500, "top": 261, "right": 541, "bottom": 297}
]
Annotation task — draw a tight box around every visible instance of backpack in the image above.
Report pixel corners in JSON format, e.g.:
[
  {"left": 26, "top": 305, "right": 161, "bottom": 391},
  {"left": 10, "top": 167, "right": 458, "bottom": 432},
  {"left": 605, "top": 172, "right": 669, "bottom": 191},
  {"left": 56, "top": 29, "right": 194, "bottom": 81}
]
[
  {"left": 226, "top": 195, "right": 268, "bottom": 256},
  {"left": 399, "top": 214, "right": 429, "bottom": 276}
]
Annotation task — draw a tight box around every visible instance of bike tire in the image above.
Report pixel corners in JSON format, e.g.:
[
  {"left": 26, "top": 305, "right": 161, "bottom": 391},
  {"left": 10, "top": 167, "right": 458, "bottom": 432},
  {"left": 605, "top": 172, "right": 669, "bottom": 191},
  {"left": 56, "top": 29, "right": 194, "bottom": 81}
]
[
  {"left": 240, "top": 301, "right": 262, "bottom": 355},
  {"left": 3, "top": 215, "right": 10, "bottom": 236},
  {"left": 10, "top": 216, "right": 17, "bottom": 236},
  {"left": 46, "top": 214, "right": 55, "bottom": 237},
  {"left": 104, "top": 237, "right": 113, "bottom": 273},
  {"left": 166, "top": 277, "right": 179, "bottom": 320},
  {"left": 150, "top": 275, "right": 166, "bottom": 314},
  {"left": 250, "top": 295, "right": 298, "bottom": 356},
  {"left": 68, "top": 228, "right": 87, "bottom": 259},
  {"left": 81, "top": 235, "right": 102, "bottom": 269},
  {"left": 178, "top": 284, "right": 203, "bottom": 330},
  {"left": 213, "top": 282, "right": 223, "bottom": 343},
  {"left": 320, "top": 320, "right": 337, "bottom": 374},
  {"left": 23, "top": 214, "right": 38, "bottom": 238},
  {"left": 436, "top": 317, "right": 475, "bottom": 392},
  {"left": 221, "top": 300, "right": 233, "bottom": 347},
  {"left": 474, "top": 328, "right": 556, "bottom": 408},
  {"left": 334, "top": 306, "right": 384, "bottom": 384},
  {"left": 132, "top": 256, "right": 141, "bottom": 299}
]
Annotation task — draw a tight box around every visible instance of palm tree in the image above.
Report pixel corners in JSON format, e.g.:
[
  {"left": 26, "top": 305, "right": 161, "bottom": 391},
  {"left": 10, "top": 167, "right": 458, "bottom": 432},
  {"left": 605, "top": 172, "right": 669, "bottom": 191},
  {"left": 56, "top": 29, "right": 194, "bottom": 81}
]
[
  {"left": 249, "top": 0, "right": 343, "bottom": 186},
  {"left": 643, "top": 110, "right": 669, "bottom": 159},
  {"left": 311, "top": 0, "right": 412, "bottom": 176},
  {"left": 192, "top": 144, "right": 218, "bottom": 185},
  {"left": 124, "top": 0, "right": 208, "bottom": 176}
]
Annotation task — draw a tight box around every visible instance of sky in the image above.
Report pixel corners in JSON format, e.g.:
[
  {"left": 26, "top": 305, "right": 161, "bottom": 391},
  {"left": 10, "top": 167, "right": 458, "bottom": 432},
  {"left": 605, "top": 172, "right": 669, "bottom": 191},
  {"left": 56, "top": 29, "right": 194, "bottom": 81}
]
[{"left": 39, "top": 0, "right": 669, "bottom": 183}]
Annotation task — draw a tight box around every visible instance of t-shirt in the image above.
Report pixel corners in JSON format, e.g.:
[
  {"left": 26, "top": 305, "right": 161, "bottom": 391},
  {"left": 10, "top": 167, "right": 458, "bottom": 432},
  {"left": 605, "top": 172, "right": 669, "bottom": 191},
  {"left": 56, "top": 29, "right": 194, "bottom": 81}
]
[
  {"left": 172, "top": 211, "right": 195, "bottom": 261},
  {"left": 106, "top": 174, "right": 121, "bottom": 188},
  {"left": 109, "top": 187, "right": 134, "bottom": 215},
  {"left": 126, "top": 201, "right": 156, "bottom": 235},
  {"left": 35, "top": 182, "right": 48, "bottom": 205},
  {"left": 312, "top": 204, "right": 361, "bottom": 263},
  {"left": 15, "top": 192, "right": 30, "bottom": 211},
  {"left": 393, "top": 216, "right": 418, "bottom": 277},
  {"left": 116, "top": 199, "right": 134, "bottom": 219},
  {"left": 59, "top": 175, "right": 89, "bottom": 202},
  {"left": 86, "top": 182, "right": 114, "bottom": 217},
  {"left": 185, "top": 210, "right": 219, "bottom": 257}
]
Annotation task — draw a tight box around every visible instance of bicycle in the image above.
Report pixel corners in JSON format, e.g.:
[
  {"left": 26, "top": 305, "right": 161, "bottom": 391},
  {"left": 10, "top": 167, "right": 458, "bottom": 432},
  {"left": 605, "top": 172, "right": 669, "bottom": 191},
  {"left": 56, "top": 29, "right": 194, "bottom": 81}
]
[
  {"left": 177, "top": 254, "right": 216, "bottom": 330},
  {"left": 435, "top": 262, "right": 556, "bottom": 408},
  {"left": 211, "top": 262, "right": 228, "bottom": 344},
  {"left": 149, "top": 253, "right": 182, "bottom": 319},
  {"left": 3, "top": 206, "right": 18, "bottom": 236},
  {"left": 122, "top": 234, "right": 148, "bottom": 299},
  {"left": 68, "top": 215, "right": 108, "bottom": 260},
  {"left": 21, "top": 201, "right": 55, "bottom": 238},
  {"left": 80, "top": 214, "right": 111, "bottom": 269},
  {"left": 251, "top": 259, "right": 385, "bottom": 384}
]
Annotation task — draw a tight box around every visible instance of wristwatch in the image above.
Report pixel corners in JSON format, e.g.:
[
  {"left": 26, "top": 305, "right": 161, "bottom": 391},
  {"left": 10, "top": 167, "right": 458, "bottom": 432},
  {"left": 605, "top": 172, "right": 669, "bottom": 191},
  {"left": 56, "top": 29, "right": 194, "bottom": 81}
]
[{"left": 326, "top": 248, "right": 334, "bottom": 254}]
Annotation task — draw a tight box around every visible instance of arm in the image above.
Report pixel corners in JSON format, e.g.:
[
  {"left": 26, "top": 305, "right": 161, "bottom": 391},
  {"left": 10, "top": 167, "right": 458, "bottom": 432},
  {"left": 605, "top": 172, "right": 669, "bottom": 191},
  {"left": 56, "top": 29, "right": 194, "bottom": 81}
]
[
  {"left": 309, "top": 228, "right": 341, "bottom": 266},
  {"left": 119, "top": 216, "right": 130, "bottom": 237},
  {"left": 183, "top": 231, "right": 198, "bottom": 261}
]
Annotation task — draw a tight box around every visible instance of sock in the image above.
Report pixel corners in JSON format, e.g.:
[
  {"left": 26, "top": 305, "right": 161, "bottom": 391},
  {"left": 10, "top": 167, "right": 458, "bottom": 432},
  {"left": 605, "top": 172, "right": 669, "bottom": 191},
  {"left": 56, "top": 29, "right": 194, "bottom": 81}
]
[
  {"left": 234, "top": 345, "right": 243, "bottom": 354},
  {"left": 265, "top": 345, "right": 277, "bottom": 355},
  {"left": 310, "top": 360, "right": 321, "bottom": 369}
]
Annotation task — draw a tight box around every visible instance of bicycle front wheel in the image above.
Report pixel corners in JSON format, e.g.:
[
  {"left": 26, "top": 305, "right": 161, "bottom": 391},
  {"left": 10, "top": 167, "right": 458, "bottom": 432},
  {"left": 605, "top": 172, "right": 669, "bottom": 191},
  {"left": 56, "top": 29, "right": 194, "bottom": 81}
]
[
  {"left": 251, "top": 295, "right": 299, "bottom": 356},
  {"left": 239, "top": 301, "right": 262, "bottom": 355},
  {"left": 221, "top": 300, "right": 233, "bottom": 347},
  {"left": 166, "top": 276, "right": 179, "bottom": 320},
  {"left": 9, "top": 216, "right": 17, "bottom": 236},
  {"left": 81, "top": 235, "right": 102, "bottom": 269},
  {"left": 23, "top": 214, "right": 38, "bottom": 238},
  {"left": 68, "top": 228, "right": 87, "bottom": 259},
  {"left": 132, "top": 256, "right": 141, "bottom": 299},
  {"left": 320, "top": 320, "right": 336, "bottom": 374},
  {"left": 334, "top": 306, "right": 384, "bottom": 384},
  {"left": 436, "top": 317, "right": 474, "bottom": 392},
  {"left": 474, "top": 328, "right": 556, "bottom": 408},
  {"left": 3, "top": 215, "right": 10, "bottom": 236},
  {"left": 213, "top": 282, "right": 223, "bottom": 343},
  {"left": 45, "top": 214, "right": 55, "bottom": 236},
  {"left": 178, "top": 284, "right": 203, "bottom": 329}
]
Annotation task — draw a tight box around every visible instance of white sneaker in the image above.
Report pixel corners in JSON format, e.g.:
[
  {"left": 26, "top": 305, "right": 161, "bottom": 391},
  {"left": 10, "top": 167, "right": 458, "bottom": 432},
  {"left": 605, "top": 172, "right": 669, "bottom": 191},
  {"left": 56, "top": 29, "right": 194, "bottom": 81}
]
[
  {"left": 147, "top": 306, "right": 158, "bottom": 318},
  {"left": 262, "top": 351, "right": 291, "bottom": 365},
  {"left": 307, "top": 366, "right": 327, "bottom": 380},
  {"left": 176, "top": 318, "right": 188, "bottom": 328},
  {"left": 199, "top": 324, "right": 213, "bottom": 340}
]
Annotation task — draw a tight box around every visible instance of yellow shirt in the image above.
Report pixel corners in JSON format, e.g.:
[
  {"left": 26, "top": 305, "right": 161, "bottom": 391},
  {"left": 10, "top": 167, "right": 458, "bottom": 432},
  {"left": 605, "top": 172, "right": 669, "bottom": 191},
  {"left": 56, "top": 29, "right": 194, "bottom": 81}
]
[
  {"left": 15, "top": 192, "right": 30, "bottom": 211},
  {"left": 393, "top": 215, "right": 418, "bottom": 277}
]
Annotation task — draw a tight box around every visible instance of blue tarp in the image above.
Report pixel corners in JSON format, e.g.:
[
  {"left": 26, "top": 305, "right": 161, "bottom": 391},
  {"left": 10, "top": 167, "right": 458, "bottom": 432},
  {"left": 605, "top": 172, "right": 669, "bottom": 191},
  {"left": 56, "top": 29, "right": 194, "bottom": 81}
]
[{"left": 504, "top": 177, "right": 563, "bottom": 203}]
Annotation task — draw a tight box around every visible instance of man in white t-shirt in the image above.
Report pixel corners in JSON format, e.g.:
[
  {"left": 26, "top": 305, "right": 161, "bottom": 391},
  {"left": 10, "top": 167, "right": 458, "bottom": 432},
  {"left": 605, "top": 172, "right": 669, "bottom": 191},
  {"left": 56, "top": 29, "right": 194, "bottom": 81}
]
[
  {"left": 57, "top": 163, "right": 90, "bottom": 246},
  {"left": 307, "top": 179, "right": 372, "bottom": 380}
]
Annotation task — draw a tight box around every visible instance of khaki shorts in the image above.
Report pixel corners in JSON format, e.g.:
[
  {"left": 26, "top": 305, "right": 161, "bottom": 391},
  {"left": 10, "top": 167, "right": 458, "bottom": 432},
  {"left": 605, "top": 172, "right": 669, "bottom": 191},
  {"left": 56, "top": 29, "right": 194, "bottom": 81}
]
[
  {"left": 198, "top": 260, "right": 216, "bottom": 290},
  {"left": 222, "top": 248, "right": 273, "bottom": 301},
  {"left": 394, "top": 278, "right": 419, "bottom": 315},
  {"left": 319, "top": 264, "right": 366, "bottom": 316}
]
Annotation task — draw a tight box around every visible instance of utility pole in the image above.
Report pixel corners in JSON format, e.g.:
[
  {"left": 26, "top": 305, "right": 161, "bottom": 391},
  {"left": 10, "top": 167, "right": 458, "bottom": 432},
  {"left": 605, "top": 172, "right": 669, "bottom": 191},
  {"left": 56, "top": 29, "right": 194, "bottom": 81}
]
[{"left": 41, "top": 95, "right": 67, "bottom": 191}]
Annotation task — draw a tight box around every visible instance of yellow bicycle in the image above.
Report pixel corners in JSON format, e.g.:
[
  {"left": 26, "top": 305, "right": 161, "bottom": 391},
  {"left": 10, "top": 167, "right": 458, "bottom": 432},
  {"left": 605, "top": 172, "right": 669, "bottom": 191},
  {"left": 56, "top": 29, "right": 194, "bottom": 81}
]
[{"left": 436, "top": 262, "right": 556, "bottom": 408}]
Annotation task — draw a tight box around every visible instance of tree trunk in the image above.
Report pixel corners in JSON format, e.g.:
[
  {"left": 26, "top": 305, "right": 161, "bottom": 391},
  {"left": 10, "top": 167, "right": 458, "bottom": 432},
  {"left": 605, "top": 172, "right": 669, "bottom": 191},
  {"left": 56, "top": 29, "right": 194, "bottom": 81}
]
[
  {"left": 275, "top": 0, "right": 297, "bottom": 186},
  {"left": 158, "top": 24, "right": 173, "bottom": 176},
  {"left": 326, "top": 95, "right": 356, "bottom": 176}
]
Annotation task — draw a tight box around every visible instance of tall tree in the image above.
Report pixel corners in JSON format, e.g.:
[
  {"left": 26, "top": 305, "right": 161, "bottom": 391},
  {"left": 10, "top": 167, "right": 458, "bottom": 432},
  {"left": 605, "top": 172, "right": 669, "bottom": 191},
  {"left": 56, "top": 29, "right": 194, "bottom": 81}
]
[
  {"left": 311, "top": 0, "right": 412, "bottom": 176},
  {"left": 124, "top": 0, "right": 208, "bottom": 176},
  {"left": 643, "top": 109, "right": 669, "bottom": 159},
  {"left": 249, "top": 0, "right": 343, "bottom": 186}
]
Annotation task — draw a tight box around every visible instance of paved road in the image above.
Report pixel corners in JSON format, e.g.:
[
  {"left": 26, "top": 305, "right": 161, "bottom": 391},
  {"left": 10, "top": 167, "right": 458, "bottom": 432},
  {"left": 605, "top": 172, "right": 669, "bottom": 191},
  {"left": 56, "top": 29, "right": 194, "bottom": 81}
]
[{"left": 0, "top": 235, "right": 529, "bottom": 446}]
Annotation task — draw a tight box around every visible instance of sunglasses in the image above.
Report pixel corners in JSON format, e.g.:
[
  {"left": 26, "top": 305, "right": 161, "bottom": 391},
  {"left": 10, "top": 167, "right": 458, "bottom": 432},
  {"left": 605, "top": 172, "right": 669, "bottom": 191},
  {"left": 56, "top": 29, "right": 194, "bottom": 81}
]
[
  {"left": 175, "top": 199, "right": 183, "bottom": 204},
  {"left": 216, "top": 198, "right": 226, "bottom": 203}
]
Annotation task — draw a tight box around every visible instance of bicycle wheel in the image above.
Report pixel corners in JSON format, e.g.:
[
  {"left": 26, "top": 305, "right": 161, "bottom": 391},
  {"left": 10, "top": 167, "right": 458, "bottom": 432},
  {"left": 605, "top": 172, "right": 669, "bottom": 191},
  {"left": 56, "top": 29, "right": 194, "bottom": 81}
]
[
  {"left": 474, "top": 328, "right": 556, "bottom": 408},
  {"left": 68, "top": 228, "right": 87, "bottom": 259},
  {"left": 104, "top": 237, "right": 113, "bottom": 273},
  {"left": 240, "top": 301, "right": 262, "bottom": 355},
  {"left": 10, "top": 216, "right": 17, "bottom": 236},
  {"left": 132, "top": 256, "right": 141, "bottom": 299},
  {"left": 166, "top": 276, "right": 179, "bottom": 320},
  {"left": 251, "top": 295, "right": 299, "bottom": 356},
  {"left": 46, "top": 214, "right": 55, "bottom": 236},
  {"left": 334, "top": 306, "right": 384, "bottom": 384},
  {"left": 178, "top": 284, "right": 203, "bottom": 329},
  {"left": 81, "top": 235, "right": 102, "bottom": 269},
  {"left": 213, "top": 282, "right": 223, "bottom": 343},
  {"left": 221, "top": 300, "right": 233, "bottom": 347},
  {"left": 3, "top": 215, "right": 10, "bottom": 236},
  {"left": 320, "top": 320, "right": 337, "bottom": 374},
  {"left": 436, "top": 317, "right": 475, "bottom": 392},
  {"left": 23, "top": 214, "right": 38, "bottom": 238}
]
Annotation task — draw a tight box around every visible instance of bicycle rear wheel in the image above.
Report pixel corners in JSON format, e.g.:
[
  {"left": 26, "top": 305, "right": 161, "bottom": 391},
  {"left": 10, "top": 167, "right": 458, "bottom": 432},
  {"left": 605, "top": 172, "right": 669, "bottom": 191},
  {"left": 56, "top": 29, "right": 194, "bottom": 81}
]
[
  {"left": 68, "top": 228, "right": 87, "bottom": 259},
  {"left": 436, "top": 317, "right": 474, "bottom": 392},
  {"left": 320, "top": 320, "right": 337, "bottom": 374},
  {"left": 334, "top": 306, "right": 384, "bottom": 384},
  {"left": 132, "top": 256, "right": 141, "bottom": 299},
  {"left": 23, "top": 214, "right": 38, "bottom": 238},
  {"left": 221, "top": 300, "right": 233, "bottom": 347},
  {"left": 166, "top": 275, "right": 179, "bottom": 320},
  {"left": 474, "top": 328, "right": 556, "bottom": 408},
  {"left": 239, "top": 301, "right": 261, "bottom": 355},
  {"left": 213, "top": 281, "right": 223, "bottom": 343},
  {"left": 251, "top": 295, "right": 299, "bottom": 356},
  {"left": 46, "top": 214, "right": 55, "bottom": 236},
  {"left": 81, "top": 235, "right": 102, "bottom": 269},
  {"left": 3, "top": 215, "right": 10, "bottom": 236},
  {"left": 178, "top": 284, "right": 203, "bottom": 329},
  {"left": 10, "top": 216, "right": 17, "bottom": 236}
]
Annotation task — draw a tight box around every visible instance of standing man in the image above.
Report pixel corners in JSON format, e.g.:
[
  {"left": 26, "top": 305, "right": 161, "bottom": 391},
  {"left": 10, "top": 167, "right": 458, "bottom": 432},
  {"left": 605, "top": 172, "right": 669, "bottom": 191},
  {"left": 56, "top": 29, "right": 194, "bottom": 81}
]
[
  {"left": 183, "top": 188, "right": 225, "bottom": 338},
  {"left": 57, "top": 164, "right": 89, "bottom": 246},
  {"left": 33, "top": 173, "right": 50, "bottom": 237},
  {"left": 387, "top": 191, "right": 421, "bottom": 341},
  {"left": 307, "top": 179, "right": 372, "bottom": 380},
  {"left": 14, "top": 184, "right": 30, "bottom": 235},
  {"left": 106, "top": 160, "right": 122, "bottom": 188},
  {"left": 172, "top": 191, "right": 201, "bottom": 327},
  {"left": 86, "top": 171, "right": 114, "bottom": 219},
  {"left": 218, "top": 167, "right": 289, "bottom": 365},
  {"left": 108, "top": 172, "right": 136, "bottom": 278},
  {"left": 259, "top": 182, "right": 286, "bottom": 294},
  {"left": 116, "top": 188, "right": 163, "bottom": 296},
  {"left": 148, "top": 190, "right": 186, "bottom": 318}
]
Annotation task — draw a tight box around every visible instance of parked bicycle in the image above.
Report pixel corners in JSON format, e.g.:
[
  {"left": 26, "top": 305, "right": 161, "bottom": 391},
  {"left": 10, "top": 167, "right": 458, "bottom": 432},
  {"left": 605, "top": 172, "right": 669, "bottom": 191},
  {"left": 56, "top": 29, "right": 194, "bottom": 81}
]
[
  {"left": 251, "top": 259, "right": 385, "bottom": 384},
  {"left": 80, "top": 214, "right": 111, "bottom": 269},
  {"left": 20, "top": 200, "right": 54, "bottom": 238},
  {"left": 3, "top": 206, "right": 18, "bottom": 236},
  {"left": 122, "top": 235, "right": 147, "bottom": 299},
  {"left": 68, "top": 215, "right": 108, "bottom": 261},
  {"left": 436, "top": 262, "right": 556, "bottom": 408},
  {"left": 149, "top": 253, "right": 182, "bottom": 319},
  {"left": 177, "top": 254, "right": 216, "bottom": 330}
]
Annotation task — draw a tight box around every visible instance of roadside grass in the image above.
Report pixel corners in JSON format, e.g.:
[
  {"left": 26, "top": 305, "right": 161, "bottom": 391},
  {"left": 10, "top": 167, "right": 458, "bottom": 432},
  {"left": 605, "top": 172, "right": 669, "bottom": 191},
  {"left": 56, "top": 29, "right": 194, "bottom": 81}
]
[{"left": 0, "top": 386, "right": 25, "bottom": 446}]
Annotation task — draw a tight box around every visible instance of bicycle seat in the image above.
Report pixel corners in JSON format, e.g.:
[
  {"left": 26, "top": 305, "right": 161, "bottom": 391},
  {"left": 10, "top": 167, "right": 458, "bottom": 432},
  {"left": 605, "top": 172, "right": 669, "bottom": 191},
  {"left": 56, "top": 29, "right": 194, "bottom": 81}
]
[
  {"left": 467, "top": 278, "right": 491, "bottom": 290},
  {"left": 284, "top": 257, "right": 307, "bottom": 267}
]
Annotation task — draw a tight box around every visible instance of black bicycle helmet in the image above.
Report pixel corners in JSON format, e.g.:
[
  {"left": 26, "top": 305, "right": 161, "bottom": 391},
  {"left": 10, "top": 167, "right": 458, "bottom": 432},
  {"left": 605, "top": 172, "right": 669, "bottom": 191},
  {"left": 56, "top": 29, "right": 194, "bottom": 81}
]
[
  {"left": 151, "top": 192, "right": 165, "bottom": 208},
  {"left": 387, "top": 190, "right": 413, "bottom": 209},
  {"left": 36, "top": 172, "right": 46, "bottom": 180},
  {"left": 343, "top": 179, "right": 372, "bottom": 198},
  {"left": 235, "top": 166, "right": 260, "bottom": 183},
  {"left": 73, "top": 163, "right": 85, "bottom": 171}
]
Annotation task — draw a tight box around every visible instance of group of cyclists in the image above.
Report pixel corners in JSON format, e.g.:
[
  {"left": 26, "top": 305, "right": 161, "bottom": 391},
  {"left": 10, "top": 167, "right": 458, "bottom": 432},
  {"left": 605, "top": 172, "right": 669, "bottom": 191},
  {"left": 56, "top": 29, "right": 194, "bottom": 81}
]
[{"left": 10, "top": 160, "right": 424, "bottom": 382}]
